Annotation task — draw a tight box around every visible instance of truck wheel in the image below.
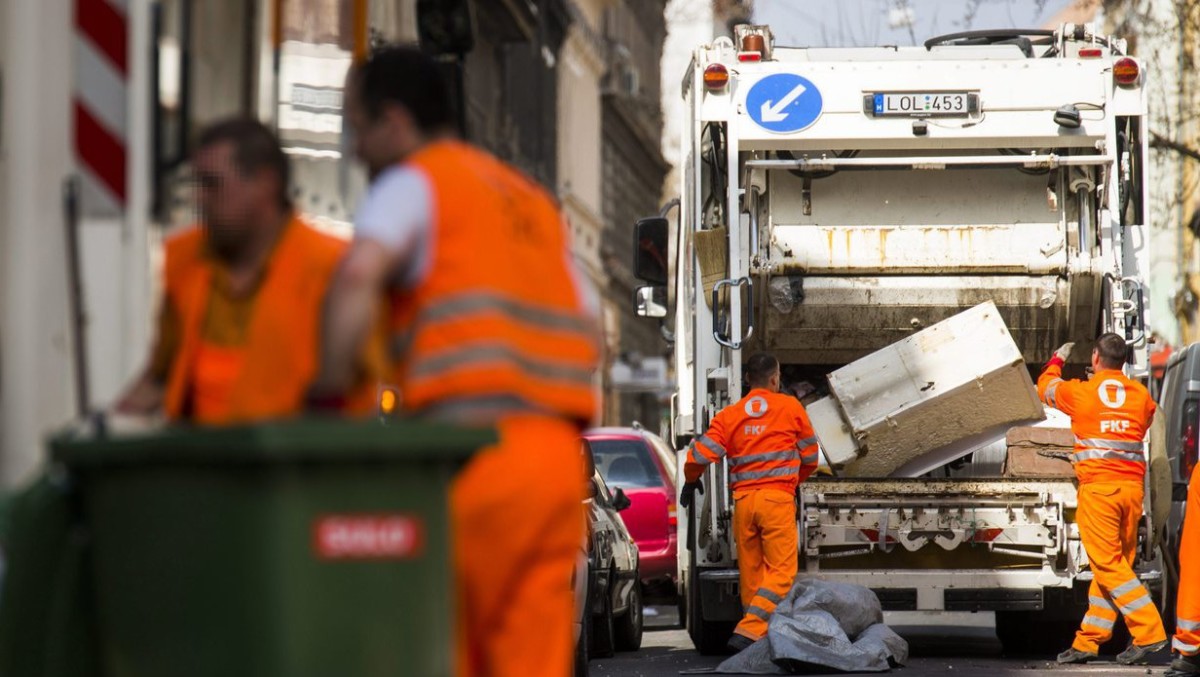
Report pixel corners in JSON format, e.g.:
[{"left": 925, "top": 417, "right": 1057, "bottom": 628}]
[
  {"left": 615, "top": 577, "right": 644, "bottom": 651},
  {"left": 686, "top": 548, "right": 736, "bottom": 654},
  {"left": 1160, "top": 544, "right": 1179, "bottom": 636},
  {"left": 589, "top": 567, "right": 616, "bottom": 659},
  {"left": 995, "top": 610, "right": 1078, "bottom": 656}
]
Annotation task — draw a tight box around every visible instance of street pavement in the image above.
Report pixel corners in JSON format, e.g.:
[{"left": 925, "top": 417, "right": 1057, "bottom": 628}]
[{"left": 589, "top": 608, "right": 1175, "bottom": 676}]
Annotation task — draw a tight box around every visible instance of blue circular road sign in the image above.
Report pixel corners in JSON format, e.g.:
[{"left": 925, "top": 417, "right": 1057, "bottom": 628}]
[{"left": 746, "top": 73, "right": 823, "bottom": 133}]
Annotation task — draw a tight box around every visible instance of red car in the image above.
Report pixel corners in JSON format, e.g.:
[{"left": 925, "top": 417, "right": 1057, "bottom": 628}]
[{"left": 583, "top": 426, "right": 678, "bottom": 593}]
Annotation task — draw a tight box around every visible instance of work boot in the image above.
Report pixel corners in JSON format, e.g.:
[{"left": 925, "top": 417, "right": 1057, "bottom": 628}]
[
  {"left": 1056, "top": 647, "right": 1098, "bottom": 664},
  {"left": 1116, "top": 639, "right": 1169, "bottom": 665},
  {"left": 727, "top": 633, "right": 756, "bottom": 653},
  {"left": 1167, "top": 652, "right": 1200, "bottom": 676}
]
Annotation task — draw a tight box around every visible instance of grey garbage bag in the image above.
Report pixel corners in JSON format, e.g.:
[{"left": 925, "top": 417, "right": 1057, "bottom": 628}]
[{"left": 715, "top": 577, "right": 908, "bottom": 674}]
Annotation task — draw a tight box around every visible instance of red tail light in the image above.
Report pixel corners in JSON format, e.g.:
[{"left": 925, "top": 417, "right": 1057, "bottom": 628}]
[
  {"left": 1183, "top": 400, "right": 1199, "bottom": 481},
  {"left": 667, "top": 501, "right": 678, "bottom": 527},
  {"left": 1079, "top": 47, "right": 1103, "bottom": 58},
  {"left": 1113, "top": 57, "right": 1140, "bottom": 86}
]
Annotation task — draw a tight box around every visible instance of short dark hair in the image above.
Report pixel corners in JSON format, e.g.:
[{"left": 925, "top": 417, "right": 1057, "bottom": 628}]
[
  {"left": 745, "top": 353, "right": 780, "bottom": 388},
  {"left": 1095, "top": 332, "right": 1130, "bottom": 369},
  {"left": 355, "top": 46, "right": 453, "bottom": 132},
  {"left": 196, "top": 118, "right": 291, "bottom": 209}
]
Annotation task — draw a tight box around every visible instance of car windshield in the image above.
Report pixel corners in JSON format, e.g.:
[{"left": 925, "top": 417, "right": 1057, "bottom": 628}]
[{"left": 590, "top": 439, "right": 662, "bottom": 489}]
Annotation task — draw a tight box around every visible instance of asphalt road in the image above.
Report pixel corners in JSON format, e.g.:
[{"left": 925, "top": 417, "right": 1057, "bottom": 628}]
[{"left": 589, "top": 608, "right": 1175, "bottom": 676}]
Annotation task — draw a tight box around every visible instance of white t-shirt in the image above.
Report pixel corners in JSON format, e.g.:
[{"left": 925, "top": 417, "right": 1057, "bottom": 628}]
[{"left": 353, "top": 164, "right": 435, "bottom": 289}]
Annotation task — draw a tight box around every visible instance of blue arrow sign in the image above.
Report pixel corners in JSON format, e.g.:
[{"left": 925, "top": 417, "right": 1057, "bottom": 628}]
[{"left": 746, "top": 73, "right": 823, "bottom": 133}]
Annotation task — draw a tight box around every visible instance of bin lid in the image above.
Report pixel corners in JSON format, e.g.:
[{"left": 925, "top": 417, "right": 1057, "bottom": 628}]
[{"left": 50, "top": 418, "right": 498, "bottom": 467}]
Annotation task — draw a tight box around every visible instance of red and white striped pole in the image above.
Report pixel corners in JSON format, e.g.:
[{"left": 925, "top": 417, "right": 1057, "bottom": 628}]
[{"left": 74, "top": 0, "right": 128, "bottom": 215}]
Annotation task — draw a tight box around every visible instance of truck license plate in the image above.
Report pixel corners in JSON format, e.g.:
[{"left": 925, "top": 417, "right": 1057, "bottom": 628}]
[{"left": 870, "top": 92, "right": 975, "bottom": 117}]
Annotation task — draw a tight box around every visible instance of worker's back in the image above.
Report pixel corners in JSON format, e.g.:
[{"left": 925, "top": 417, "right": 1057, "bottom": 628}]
[{"left": 388, "top": 140, "right": 599, "bottom": 425}]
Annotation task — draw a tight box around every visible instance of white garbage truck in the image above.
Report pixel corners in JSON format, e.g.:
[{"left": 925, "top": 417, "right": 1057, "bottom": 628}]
[{"left": 632, "top": 24, "right": 1164, "bottom": 653}]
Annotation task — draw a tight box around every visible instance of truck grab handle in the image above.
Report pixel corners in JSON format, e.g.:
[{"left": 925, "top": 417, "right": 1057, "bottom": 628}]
[{"left": 712, "top": 277, "right": 754, "bottom": 349}]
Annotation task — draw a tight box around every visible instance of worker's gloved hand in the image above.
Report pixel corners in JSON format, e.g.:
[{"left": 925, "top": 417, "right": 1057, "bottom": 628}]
[
  {"left": 1055, "top": 342, "right": 1076, "bottom": 361},
  {"left": 679, "top": 480, "right": 704, "bottom": 510},
  {"left": 1054, "top": 342, "right": 1076, "bottom": 363}
]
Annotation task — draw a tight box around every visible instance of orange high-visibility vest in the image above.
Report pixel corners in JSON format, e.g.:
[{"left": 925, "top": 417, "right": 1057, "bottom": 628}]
[
  {"left": 1038, "top": 360, "right": 1154, "bottom": 484},
  {"left": 684, "top": 388, "right": 820, "bottom": 494},
  {"left": 388, "top": 141, "right": 599, "bottom": 425},
  {"left": 162, "top": 216, "right": 355, "bottom": 423}
]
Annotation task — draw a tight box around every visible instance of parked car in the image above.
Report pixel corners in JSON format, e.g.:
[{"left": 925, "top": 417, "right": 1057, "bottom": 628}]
[
  {"left": 574, "top": 439, "right": 643, "bottom": 674},
  {"left": 584, "top": 426, "right": 678, "bottom": 595},
  {"left": 1155, "top": 342, "right": 1200, "bottom": 631}
]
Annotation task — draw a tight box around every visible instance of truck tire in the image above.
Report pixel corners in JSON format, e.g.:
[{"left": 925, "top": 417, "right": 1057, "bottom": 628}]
[
  {"left": 995, "top": 610, "right": 1078, "bottom": 657},
  {"left": 615, "top": 576, "right": 644, "bottom": 651},
  {"left": 1160, "top": 544, "right": 1179, "bottom": 636},
  {"left": 686, "top": 548, "right": 736, "bottom": 654}
]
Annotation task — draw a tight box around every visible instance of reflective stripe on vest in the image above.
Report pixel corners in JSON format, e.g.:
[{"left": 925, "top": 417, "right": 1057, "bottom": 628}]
[
  {"left": 731, "top": 466, "right": 798, "bottom": 484},
  {"left": 1073, "top": 448, "right": 1146, "bottom": 463},
  {"left": 731, "top": 449, "right": 797, "bottom": 469}
]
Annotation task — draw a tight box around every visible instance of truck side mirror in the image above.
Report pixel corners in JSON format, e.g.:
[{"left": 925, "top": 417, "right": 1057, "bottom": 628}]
[
  {"left": 634, "top": 217, "right": 669, "bottom": 285},
  {"left": 635, "top": 286, "right": 667, "bottom": 318}
]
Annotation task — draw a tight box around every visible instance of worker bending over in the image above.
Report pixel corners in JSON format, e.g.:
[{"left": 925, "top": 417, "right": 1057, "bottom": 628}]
[{"left": 116, "top": 118, "right": 378, "bottom": 423}]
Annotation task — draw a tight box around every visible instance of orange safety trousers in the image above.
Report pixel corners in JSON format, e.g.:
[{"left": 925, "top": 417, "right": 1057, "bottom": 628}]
[
  {"left": 1073, "top": 481, "right": 1167, "bottom": 653},
  {"left": 732, "top": 488, "right": 798, "bottom": 641},
  {"left": 1174, "top": 468, "right": 1200, "bottom": 656},
  {"left": 452, "top": 415, "right": 585, "bottom": 677}
]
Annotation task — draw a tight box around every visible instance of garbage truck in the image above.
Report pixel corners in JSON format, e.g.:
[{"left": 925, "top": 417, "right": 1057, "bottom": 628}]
[{"left": 631, "top": 24, "right": 1163, "bottom": 653}]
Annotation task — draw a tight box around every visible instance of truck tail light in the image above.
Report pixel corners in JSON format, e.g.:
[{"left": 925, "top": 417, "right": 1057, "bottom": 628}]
[
  {"left": 703, "top": 63, "right": 729, "bottom": 92},
  {"left": 1113, "top": 57, "right": 1140, "bottom": 86},
  {"left": 1182, "top": 399, "right": 1199, "bottom": 482},
  {"left": 1079, "top": 47, "right": 1103, "bottom": 58}
]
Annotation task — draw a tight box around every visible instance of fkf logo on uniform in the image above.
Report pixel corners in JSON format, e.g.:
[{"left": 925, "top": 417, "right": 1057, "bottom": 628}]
[
  {"left": 745, "top": 425, "right": 767, "bottom": 436},
  {"left": 1100, "top": 420, "right": 1131, "bottom": 434}
]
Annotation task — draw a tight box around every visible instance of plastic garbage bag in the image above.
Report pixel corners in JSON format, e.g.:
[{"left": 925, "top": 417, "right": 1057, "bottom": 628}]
[{"left": 715, "top": 577, "right": 908, "bottom": 674}]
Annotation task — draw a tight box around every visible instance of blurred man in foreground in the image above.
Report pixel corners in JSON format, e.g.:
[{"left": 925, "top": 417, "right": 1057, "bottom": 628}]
[{"left": 310, "top": 48, "right": 599, "bottom": 676}]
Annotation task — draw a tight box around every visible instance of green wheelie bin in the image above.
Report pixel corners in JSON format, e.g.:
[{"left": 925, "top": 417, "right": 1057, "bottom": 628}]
[{"left": 34, "top": 418, "right": 492, "bottom": 677}]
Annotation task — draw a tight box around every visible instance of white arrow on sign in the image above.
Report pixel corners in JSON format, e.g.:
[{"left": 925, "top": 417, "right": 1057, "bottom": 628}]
[{"left": 760, "top": 83, "right": 808, "bottom": 122}]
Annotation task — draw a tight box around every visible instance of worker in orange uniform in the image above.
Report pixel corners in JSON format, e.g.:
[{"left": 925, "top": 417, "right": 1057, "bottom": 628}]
[
  {"left": 1039, "top": 334, "right": 1168, "bottom": 665},
  {"left": 1169, "top": 456, "right": 1200, "bottom": 675},
  {"left": 307, "top": 47, "right": 599, "bottom": 677},
  {"left": 115, "top": 118, "right": 379, "bottom": 423},
  {"left": 680, "top": 353, "right": 819, "bottom": 652}
]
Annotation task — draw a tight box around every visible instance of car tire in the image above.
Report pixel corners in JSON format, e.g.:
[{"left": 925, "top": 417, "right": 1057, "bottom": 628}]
[
  {"left": 590, "top": 567, "right": 616, "bottom": 659},
  {"left": 574, "top": 585, "right": 591, "bottom": 676},
  {"left": 615, "top": 574, "right": 644, "bottom": 651}
]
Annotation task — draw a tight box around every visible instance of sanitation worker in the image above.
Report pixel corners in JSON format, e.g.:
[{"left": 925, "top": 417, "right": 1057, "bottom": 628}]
[
  {"left": 115, "top": 118, "right": 379, "bottom": 423},
  {"left": 680, "top": 352, "right": 819, "bottom": 652},
  {"left": 1039, "top": 334, "right": 1168, "bottom": 665},
  {"left": 308, "top": 47, "right": 599, "bottom": 677},
  {"left": 1168, "top": 459, "right": 1200, "bottom": 676}
]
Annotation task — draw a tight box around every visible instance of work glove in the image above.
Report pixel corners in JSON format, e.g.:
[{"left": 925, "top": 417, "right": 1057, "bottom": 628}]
[
  {"left": 679, "top": 480, "right": 704, "bottom": 510},
  {"left": 1054, "top": 342, "right": 1076, "bottom": 361}
]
